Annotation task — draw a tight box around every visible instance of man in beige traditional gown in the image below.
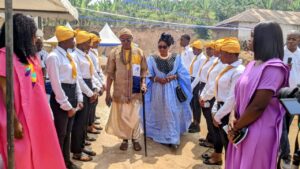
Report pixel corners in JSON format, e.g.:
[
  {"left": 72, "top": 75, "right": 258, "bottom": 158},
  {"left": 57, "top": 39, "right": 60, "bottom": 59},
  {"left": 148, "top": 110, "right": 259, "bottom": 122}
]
[{"left": 105, "top": 28, "right": 147, "bottom": 151}]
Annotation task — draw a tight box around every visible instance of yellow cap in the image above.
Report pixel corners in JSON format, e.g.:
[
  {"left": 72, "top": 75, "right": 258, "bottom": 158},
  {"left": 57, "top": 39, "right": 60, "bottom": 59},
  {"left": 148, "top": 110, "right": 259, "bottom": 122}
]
[
  {"left": 220, "top": 38, "right": 240, "bottom": 54},
  {"left": 214, "top": 38, "right": 225, "bottom": 52},
  {"left": 75, "top": 30, "right": 92, "bottom": 45},
  {"left": 55, "top": 26, "right": 76, "bottom": 42},
  {"left": 118, "top": 28, "right": 133, "bottom": 37},
  {"left": 191, "top": 40, "right": 203, "bottom": 49},
  {"left": 90, "top": 33, "right": 101, "bottom": 44},
  {"left": 205, "top": 41, "right": 215, "bottom": 49}
]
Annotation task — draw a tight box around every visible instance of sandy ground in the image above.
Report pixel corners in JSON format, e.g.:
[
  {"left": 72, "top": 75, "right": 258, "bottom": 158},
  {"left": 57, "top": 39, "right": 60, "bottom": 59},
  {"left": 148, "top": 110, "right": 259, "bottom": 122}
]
[{"left": 73, "top": 95, "right": 299, "bottom": 169}]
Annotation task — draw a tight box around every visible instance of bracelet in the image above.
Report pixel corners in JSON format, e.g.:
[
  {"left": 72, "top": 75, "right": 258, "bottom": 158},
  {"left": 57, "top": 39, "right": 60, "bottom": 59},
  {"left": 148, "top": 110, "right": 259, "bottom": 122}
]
[{"left": 154, "top": 77, "right": 157, "bottom": 82}]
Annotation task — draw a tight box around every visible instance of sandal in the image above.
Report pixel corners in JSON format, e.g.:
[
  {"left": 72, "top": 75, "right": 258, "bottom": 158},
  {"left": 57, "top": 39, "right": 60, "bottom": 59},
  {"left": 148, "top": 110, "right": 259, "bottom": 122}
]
[
  {"left": 86, "top": 137, "right": 96, "bottom": 142},
  {"left": 94, "top": 126, "right": 103, "bottom": 131},
  {"left": 66, "top": 161, "right": 80, "bottom": 169},
  {"left": 133, "top": 141, "right": 142, "bottom": 151},
  {"left": 72, "top": 153, "right": 93, "bottom": 162},
  {"left": 85, "top": 141, "right": 91, "bottom": 146},
  {"left": 95, "top": 116, "right": 100, "bottom": 120},
  {"left": 201, "top": 153, "right": 212, "bottom": 160},
  {"left": 120, "top": 140, "right": 128, "bottom": 151},
  {"left": 170, "top": 144, "right": 179, "bottom": 150},
  {"left": 83, "top": 149, "right": 96, "bottom": 156},
  {"left": 198, "top": 138, "right": 206, "bottom": 143},
  {"left": 203, "top": 158, "right": 223, "bottom": 166},
  {"left": 87, "top": 128, "right": 101, "bottom": 134},
  {"left": 199, "top": 141, "right": 214, "bottom": 148}
]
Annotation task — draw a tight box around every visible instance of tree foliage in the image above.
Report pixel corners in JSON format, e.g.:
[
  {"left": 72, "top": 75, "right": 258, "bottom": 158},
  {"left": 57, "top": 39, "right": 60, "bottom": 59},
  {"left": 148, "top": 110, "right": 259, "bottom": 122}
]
[{"left": 69, "top": 0, "right": 300, "bottom": 38}]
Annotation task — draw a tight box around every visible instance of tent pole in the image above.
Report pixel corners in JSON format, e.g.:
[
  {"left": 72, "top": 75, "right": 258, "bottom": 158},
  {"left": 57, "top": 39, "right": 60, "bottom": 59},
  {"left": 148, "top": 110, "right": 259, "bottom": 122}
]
[{"left": 5, "top": 0, "right": 14, "bottom": 168}]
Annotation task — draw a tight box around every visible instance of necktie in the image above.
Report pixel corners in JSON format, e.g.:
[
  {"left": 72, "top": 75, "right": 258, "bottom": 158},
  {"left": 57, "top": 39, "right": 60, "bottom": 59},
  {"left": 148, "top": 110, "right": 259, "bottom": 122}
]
[
  {"left": 198, "top": 57, "right": 209, "bottom": 76},
  {"left": 90, "top": 49, "right": 98, "bottom": 57},
  {"left": 214, "top": 65, "right": 234, "bottom": 97},
  {"left": 90, "top": 50, "right": 99, "bottom": 69},
  {"left": 66, "top": 52, "right": 77, "bottom": 79},
  {"left": 206, "top": 59, "right": 219, "bottom": 81},
  {"left": 85, "top": 54, "right": 94, "bottom": 76},
  {"left": 189, "top": 55, "right": 198, "bottom": 75}
]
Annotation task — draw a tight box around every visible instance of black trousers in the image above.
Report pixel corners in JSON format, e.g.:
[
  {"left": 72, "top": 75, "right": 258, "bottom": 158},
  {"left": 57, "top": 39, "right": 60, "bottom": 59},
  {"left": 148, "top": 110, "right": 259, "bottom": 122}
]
[
  {"left": 190, "top": 78, "right": 206, "bottom": 124},
  {"left": 202, "top": 98, "right": 216, "bottom": 143},
  {"left": 89, "top": 99, "right": 98, "bottom": 126},
  {"left": 213, "top": 102, "right": 229, "bottom": 154},
  {"left": 71, "top": 79, "right": 93, "bottom": 154},
  {"left": 50, "top": 83, "right": 77, "bottom": 166}
]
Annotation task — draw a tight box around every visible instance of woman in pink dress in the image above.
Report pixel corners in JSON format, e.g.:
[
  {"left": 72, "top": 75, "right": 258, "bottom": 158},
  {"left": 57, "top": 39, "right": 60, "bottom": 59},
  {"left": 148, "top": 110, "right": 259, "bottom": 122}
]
[
  {"left": 0, "top": 14, "right": 65, "bottom": 169},
  {"left": 226, "top": 22, "right": 290, "bottom": 169}
]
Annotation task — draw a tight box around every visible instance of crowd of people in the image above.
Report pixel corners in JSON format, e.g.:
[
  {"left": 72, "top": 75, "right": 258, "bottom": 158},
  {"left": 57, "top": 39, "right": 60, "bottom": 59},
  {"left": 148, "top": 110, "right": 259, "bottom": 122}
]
[{"left": 0, "top": 13, "right": 300, "bottom": 169}]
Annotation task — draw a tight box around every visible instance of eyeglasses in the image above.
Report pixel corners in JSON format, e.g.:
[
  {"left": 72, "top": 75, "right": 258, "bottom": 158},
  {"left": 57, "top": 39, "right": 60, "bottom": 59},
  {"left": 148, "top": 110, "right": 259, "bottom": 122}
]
[
  {"left": 158, "top": 45, "right": 168, "bottom": 49},
  {"left": 120, "top": 38, "right": 132, "bottom": 43}
]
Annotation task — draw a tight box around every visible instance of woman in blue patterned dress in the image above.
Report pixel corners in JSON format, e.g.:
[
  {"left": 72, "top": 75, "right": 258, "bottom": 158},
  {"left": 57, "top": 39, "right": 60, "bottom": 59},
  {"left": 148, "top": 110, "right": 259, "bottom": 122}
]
[{"left": 144, "top": 33, "right": 192, "bottom": 149}]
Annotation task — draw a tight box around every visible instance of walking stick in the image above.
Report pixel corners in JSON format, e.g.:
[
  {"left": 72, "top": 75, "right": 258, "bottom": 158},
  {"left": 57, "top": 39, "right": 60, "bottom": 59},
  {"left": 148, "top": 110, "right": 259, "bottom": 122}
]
[{"left": 142, "top": 91, "right": 148, "bottom": 157}]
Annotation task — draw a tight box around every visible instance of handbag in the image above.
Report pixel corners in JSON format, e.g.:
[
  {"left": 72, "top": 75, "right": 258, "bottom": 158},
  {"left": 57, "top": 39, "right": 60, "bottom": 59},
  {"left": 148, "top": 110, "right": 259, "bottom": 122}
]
[{"left": 176, "top": 85, "right": 187, "bottom": 102}]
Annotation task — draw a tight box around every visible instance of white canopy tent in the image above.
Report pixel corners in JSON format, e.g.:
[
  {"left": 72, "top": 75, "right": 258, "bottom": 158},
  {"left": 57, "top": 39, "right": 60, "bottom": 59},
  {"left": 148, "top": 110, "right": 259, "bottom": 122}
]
[
  {"left": 0, "top": 0, "right": 78, "bottom": 20},
  {"left": 99, "top": 23, "right": 121, "bottom": 47},
  {"left": 44, "top": 22, "right": 73, "bottom": 45}
]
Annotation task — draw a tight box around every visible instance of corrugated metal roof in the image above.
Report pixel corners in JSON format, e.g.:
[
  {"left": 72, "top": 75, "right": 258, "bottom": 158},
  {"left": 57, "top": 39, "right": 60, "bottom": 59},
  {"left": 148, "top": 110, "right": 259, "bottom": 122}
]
[{"left": 216, "top": 8, "right": 300, "bottom": 27}]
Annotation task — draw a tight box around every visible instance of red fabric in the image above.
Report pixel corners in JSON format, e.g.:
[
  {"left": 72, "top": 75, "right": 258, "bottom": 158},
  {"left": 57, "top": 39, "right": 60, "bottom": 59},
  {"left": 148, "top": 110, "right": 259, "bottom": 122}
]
[{"left": 0, "top": 48, "right": 65, "bottom": 169}]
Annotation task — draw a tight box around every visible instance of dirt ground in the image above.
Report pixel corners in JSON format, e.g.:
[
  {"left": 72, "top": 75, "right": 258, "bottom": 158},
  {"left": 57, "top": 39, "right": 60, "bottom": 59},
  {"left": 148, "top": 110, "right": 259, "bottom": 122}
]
[{"left": 72, "top": 94, "right": 299, "bottom": 169}]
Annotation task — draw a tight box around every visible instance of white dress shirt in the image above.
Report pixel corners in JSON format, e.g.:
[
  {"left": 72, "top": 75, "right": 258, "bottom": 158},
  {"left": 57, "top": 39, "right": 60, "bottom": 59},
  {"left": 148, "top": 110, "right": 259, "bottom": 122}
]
[
  {"left": 200, "top": 58, "right": 226, "bottom": 101},
  {"left": 283, "top": 46, "right": 300, "bottom": 88},
  {"left": 88, "top": 48, "right": 105, "bottom": 85},
  {"left": 46, "top": 46, "right": 83, "bottom": 111},
  {"left": 191, "top": 55, "right": 216, "bottom": 89},
  {"left": 190, "top": 52, "right": 207, "bottom": 78},
  {"left": 213, "top": 59, "right": 245, "bottom": 124},
  {"left": 72, "top": 48, "right": 102, "bottom": 97},
  {"left": 181, "top": 45, "right": 195, "bottom": 71}
]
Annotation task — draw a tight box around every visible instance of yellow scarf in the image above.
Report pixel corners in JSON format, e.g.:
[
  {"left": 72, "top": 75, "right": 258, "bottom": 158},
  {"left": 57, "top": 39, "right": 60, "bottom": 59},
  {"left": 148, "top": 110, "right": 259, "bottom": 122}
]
[
  {"left": 66, "top": 52, "right": 77, "bottom": 79},
  {"left": 214, "top": 65, "right": 234, "bottom": 96}
]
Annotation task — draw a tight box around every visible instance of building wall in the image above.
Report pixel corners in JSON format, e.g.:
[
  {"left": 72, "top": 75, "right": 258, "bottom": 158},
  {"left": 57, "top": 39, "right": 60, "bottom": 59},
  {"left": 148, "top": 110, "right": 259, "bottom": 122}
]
[
  {"left": 237, "top": 22, "right": 254, "bottom": 41},
  {"left": 238, "top": 22, "right": 300, "bottom": 43},
  {"left": 212, "top": 29, "right": 238, "bottom": 40}
]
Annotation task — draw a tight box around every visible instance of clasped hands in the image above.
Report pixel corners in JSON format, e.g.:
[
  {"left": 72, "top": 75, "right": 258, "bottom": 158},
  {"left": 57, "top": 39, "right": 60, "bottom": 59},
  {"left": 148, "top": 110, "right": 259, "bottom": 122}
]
[
  {"left": 153, "top": 75, "right": 177, "bottom": 85},
  {"left": 211, "top": 111, "right": 240, "bottom": 144},
  {"left": 227, "top": 114, "right": 240, "bottom": 144}
]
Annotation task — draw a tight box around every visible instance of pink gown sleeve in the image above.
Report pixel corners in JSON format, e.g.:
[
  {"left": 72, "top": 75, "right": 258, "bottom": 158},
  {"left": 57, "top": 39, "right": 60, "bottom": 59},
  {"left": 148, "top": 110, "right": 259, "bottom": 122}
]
[{"left": 257, "top": 66, "right": 285, "bottom": 95}]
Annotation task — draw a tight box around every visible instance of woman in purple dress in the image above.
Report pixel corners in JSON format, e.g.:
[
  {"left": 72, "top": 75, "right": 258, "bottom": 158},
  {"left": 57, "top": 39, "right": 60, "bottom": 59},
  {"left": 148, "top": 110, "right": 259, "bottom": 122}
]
[{"left": 226, "top": 21, "right": 290, "bottom": 169}]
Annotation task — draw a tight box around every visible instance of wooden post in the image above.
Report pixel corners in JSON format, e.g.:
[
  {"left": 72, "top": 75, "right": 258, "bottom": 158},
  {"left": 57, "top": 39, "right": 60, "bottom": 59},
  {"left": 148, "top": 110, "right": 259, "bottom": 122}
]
[{"left": 5, "top": 0, "right": 14, "bottom": 168}]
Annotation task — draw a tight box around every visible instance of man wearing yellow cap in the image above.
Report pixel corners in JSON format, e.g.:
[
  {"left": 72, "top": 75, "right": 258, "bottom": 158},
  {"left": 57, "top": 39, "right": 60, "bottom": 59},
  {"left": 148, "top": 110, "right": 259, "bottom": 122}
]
[
  {"left": 46, "top": 25, "right": 83, "bottom": 169},
  {"left": 71, "top": 30, "right": 102, "bottom": 162},
  {"left": 87, "top": 32, "right": 105, "bottom": 133},
  {"left": 105, "top": 28, "right": 147, "bottom": 151},
  {"left": 203, "top": 37, "right": 245, "bottom": 165},
  {"left": 188, "top": 40, "right": 206, "bottom": 133},
  {"left": 199, "top": 39, "right": 226, "bottom": 149},
  {"left": 190, "top": 40, "right": 218, "bottom": 134}
]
